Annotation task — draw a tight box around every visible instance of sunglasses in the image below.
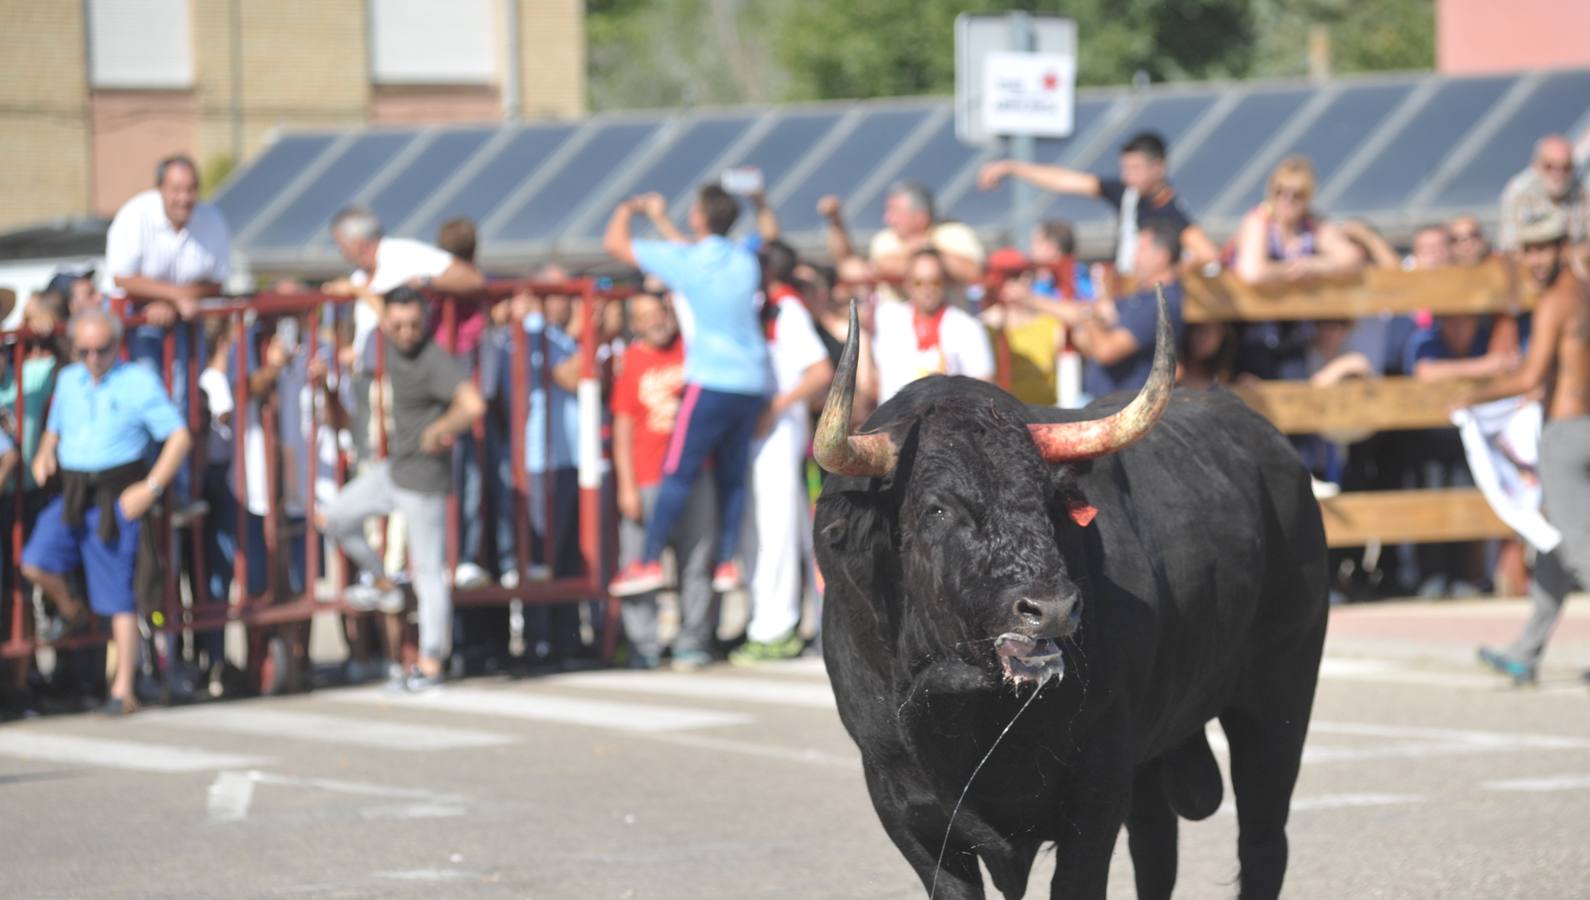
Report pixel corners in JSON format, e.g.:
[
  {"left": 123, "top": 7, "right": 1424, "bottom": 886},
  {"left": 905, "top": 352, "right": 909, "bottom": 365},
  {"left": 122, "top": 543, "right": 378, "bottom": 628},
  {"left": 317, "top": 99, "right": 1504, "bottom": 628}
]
[
  {"left": 1452, "top": 231, "right": 1483, "bottom": 241},
  {"left": 910, "top": 277, "right": 944, "bottom": 288},
  {"left": 1272, "top": 187, "right": 1309, "bottom": 202},
  {"left": 1540, "top": 161, "right": 1573, "bottom": 173},
  {"left": 75, "top": 343, "right": 115, "bottom": 359}
]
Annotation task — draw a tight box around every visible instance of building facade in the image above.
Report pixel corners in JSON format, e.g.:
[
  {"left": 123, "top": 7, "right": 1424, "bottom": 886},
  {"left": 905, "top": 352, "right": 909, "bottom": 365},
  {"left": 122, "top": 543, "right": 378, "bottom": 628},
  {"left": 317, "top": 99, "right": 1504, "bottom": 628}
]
[{"left": 0, "top": 0, "right": 585, "bottom": 232}]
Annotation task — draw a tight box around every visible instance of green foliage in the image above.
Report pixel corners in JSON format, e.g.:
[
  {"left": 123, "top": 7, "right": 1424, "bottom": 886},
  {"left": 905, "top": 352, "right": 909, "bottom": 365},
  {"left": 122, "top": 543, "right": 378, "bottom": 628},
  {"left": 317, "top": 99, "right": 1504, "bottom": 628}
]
[{"left": 586, "top": 0, "right": 1434, "bottom": 110}]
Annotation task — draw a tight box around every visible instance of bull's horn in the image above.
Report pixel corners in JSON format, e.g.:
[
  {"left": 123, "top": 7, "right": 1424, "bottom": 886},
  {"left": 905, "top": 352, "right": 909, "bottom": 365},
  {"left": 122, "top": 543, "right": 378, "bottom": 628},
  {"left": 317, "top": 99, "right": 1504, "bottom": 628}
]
[
  {"left": 1028, "top": 285, "right": 1176, "bottom": 462},
  {"left": 813, "top": 299, "right": 898, "bottom": 477}
]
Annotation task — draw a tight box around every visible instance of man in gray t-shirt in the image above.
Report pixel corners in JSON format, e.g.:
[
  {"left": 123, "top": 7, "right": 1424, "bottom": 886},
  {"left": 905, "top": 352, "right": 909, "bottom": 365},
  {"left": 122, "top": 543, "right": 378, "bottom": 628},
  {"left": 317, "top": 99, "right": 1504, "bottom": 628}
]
[{"left": 320, "top": 287, "right": 485, "bottom": 690}]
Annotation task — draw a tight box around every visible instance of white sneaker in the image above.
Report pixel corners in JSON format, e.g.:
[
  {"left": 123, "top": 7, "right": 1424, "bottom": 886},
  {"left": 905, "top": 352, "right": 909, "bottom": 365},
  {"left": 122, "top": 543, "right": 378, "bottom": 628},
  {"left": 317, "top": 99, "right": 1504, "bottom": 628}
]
[
  {"left": 376, "top": 585, "right": 406, "bottom": 614},
  {"left": 454, "top": 562, "right": 489, "bottom": 590},
  {"left": 499, "top": 569, "right": 520, "bottom": 590},
  {"left": 344, "top": 583, "right": 382, "bottom": 611},
  {"left": 1310, "top": 477, "right": 1341, "bottom": 500}
]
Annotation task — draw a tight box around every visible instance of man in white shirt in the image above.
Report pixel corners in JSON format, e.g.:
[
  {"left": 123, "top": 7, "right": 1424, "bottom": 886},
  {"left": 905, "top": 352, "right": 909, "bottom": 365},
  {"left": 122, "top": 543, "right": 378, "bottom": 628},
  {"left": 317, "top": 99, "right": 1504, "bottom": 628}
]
[
  {"left": 322, "top": 206, "right": 484, "bottom": 464},
  {"left": 103, "top": 154, "right": 232, "bottom": 507},
  {"left": 872, "top": 248, "right": 996, "bottom": 405},
  {"left": 818, "top": 183, "right": 986, "bottom": 291},
  {"left": 732, "top": 251, "right": 834, "bottom": 664}
]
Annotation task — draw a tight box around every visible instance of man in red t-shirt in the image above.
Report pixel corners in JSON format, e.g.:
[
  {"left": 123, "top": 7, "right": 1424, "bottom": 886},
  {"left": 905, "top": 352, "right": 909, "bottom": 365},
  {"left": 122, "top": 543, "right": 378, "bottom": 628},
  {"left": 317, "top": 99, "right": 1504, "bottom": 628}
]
[{"left": 612, "top": 292, "right": 719, "bottom": 670}]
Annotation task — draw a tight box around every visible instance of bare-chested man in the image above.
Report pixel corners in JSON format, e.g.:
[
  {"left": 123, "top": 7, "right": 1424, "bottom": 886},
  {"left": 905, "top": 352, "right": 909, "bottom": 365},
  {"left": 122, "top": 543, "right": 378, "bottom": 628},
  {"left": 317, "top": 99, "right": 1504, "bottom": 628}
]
[{"left": 1466, "top": 209, "right": 1590, "bottom": 684}]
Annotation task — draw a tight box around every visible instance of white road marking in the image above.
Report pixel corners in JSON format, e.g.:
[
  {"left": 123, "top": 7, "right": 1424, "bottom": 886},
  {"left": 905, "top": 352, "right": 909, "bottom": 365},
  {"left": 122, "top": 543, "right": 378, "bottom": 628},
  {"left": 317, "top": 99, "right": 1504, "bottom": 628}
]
[
  {"left": 1217, "top": 793, "right": 1423, "bottom": 817},
  {"left": 374, "top": 869, "right": 479, "bottom": 882},
  {"left": 328, "top": 685, "right": 753, "bottom": 733},
  {"left": 552, "top": 670, "right": 837, "bottom": 708},
  {"left": 1204, "top": 720, "right": 1590, "bottom": 766},
  {"left": 206, "top": 769, "right": 471, "bottom": 824},
  {"left": 1482, "top": 774, "right": 1590, "bottom": 793},
  {"left": 1318, "top": 658, "right": 1498, "bottom": 689},
  {"left": 140, "top": 705, "right": 515, "bottom": 751},
  {"left": 0, "top": 731, "right": 270, "bottom": 773}
]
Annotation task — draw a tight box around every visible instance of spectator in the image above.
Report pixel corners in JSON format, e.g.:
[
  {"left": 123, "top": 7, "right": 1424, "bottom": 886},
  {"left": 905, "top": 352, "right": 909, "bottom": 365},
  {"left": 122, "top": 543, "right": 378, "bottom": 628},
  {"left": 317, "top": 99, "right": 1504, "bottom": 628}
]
[
  {"left": 323, "top": 206, "right": 485, "bottom": 463},
  {"left": 983, "top": 247, "right": 1066, "bottom": 406},
  {"left": 978, "top": 131, "right": 1219, "bottom": 272},
  {"left": 1498, "top": 135, "right": 1588, "bottom": 265},
  {"left": 732, "top": 245, "right": 832, "bottom": 665},
  {"left": 1030, "top": 219, "right": 1095, "bottom": 301},
  {"left": 510, "top": 272, "right": 585, "bottom": 663},
  {"left": 1449, "top": 214, "right": 1492, "bottom": 267},
  {"left": 102, "top": 154, "right": 229, "bottom": 514},
  {"left": 604, "top": 185, "right": 771, "bottom": 600},
  {"left": 318, "top": 287, "right": 486, "bottom": 691},
  {"left": 872, "top": 248, "right": 995, "bottom": 405},
  {"left": 612, "top": 292, "right": 718, "bottom": 670},
  {"left": 46, "top": 267, "right": 105, "bottom": 316},
  {"left": 818, "top": 185, "right": 986, "bottom": 286},
  {"left": 1465, "top": 209, "right": 1590, "bottom": 684},
  {"left": 792, "top": 261, "right": 878, "bottom": 425},
  {"left": 21, "top": 308, "right": 193, "bottom": 715},
  {"left": 1178, "top": 320, "right": 1239, "bottom": 390},
  {"left": 1069, "top": 220, "right": 1185, "bottom": 399},
  {"left": 1232, "top": 155, "right": 1363, "bottom": 286},
  {"left": 194, "top": 319, "right": 237, "bottom": 677}
]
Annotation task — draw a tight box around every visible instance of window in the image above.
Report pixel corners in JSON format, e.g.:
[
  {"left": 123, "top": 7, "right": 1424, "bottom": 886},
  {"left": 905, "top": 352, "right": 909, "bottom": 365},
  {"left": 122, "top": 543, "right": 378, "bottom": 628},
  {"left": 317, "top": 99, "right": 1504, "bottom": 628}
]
[
  {"left": 369, "top": 0, "right": 495, "bottom": 85},
  {"left": 87, "top": 0, "right": 194, "bottom": 89}
]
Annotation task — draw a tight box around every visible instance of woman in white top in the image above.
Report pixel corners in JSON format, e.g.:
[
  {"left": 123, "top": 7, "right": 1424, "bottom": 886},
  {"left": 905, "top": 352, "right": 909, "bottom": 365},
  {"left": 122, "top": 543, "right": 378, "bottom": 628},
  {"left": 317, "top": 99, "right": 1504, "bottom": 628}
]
[{"left": 872, "top": 249, "right": 996, "bottom": 405}]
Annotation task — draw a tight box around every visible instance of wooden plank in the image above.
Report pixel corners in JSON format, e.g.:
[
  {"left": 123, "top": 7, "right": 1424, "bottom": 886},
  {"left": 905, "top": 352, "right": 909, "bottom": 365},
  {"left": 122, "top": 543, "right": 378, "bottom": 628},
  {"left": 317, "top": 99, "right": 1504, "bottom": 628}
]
[
  {"left": 1230, "top": 377, "right": 1482, "bottom": 435},
  {"left": 1320, "top": 488, "right": 1512, "bottom": 547},
  {"left": 1182, "top": 258, "right": 1527, "bottom": 323}
]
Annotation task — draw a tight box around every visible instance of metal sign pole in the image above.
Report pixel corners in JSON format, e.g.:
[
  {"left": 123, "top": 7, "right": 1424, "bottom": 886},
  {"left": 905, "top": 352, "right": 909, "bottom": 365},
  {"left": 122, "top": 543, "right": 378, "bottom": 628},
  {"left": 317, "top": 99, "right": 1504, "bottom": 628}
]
[{"left": 1007, "top": 12, "right": 1037, "bottom": 253}]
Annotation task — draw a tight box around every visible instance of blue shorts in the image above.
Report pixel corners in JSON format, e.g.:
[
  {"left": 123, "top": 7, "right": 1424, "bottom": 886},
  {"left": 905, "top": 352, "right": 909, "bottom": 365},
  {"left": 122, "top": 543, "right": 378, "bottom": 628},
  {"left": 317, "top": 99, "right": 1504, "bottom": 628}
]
[{"left": 21, "top": 496, "right": 140, "bottom": 616}]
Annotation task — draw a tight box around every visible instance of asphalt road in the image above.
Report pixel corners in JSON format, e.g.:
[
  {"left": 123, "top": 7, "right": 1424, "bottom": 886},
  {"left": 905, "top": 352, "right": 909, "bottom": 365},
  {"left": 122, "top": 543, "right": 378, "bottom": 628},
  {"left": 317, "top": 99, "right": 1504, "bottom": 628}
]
[{"left": 2, "top": 598, "right": 1589, "bottom": 899}]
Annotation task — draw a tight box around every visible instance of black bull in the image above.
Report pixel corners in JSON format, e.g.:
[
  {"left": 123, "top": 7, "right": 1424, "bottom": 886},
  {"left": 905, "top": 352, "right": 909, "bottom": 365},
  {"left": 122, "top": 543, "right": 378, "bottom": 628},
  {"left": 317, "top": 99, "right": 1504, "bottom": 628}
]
[{"left": 812, "top": 297, "right": 1328, "bottom": 899}]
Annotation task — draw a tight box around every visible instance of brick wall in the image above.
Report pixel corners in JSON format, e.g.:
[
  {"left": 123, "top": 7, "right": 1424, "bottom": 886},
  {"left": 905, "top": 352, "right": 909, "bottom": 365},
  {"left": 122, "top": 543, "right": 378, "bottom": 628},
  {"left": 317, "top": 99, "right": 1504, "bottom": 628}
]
[
  {"left": 0, "top": 4, "right": 91, "bottom": 231},
  {"left": 517, "top": 0, "right": 586, "bottom": 118}
]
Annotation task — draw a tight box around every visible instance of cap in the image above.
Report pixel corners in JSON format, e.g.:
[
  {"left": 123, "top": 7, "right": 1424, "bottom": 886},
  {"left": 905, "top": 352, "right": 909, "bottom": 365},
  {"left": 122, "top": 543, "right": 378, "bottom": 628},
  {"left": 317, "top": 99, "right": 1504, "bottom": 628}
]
[
  {"left": 988, "top": 247, "right": 1030, "bottom": 274},
  {"left": 1516, "top": 207, "right": 1568, "bottom": 246},
  {"left": 44, "top": 266, "right": 95, "bottom": 297}
]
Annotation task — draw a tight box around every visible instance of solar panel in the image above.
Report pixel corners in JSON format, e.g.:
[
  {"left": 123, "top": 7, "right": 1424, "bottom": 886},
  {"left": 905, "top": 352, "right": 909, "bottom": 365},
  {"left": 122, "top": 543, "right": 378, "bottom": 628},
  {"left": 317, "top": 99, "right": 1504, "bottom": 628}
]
[
  {"left": 366, "top": 129, "right": 495, "bottom": 235},
  {"left": 490, "top": 120, "right": 663, "bottom": 243},
  {"left": 950, "top": 97, "right": 1117, "bottom": 228},
  {"left": 1230, "top": 81, "right": 1414, "bottom": 214},
  {"left": 775, "top": 108, "right": 936, "bottom": 234},
  {"left": 213, "top": 134, "right": 336, "bottom": 233},
  {"left": 251, "top": 132, "right": 416, "bottom": 249},
  {"left": 582, "top": 115, "right": 758, "bottom": 239},
  {"left": 404, "top": 123, "right": 577, "bottom": 241},
  {"left": 1173, "top": 88, "right": 1313, "bottom": 214},
  {"left": 1332, "top": 75, "right": 1514, "bottom": 213},
  {"left": 854, "top": 115, "right": 980, "bottom": 231},
  {"left": 722, "top": 112, "right": 844, "bottom": 194},
  {"left": 1432, "top": 69, "right": 1590, "bottom": 210}
]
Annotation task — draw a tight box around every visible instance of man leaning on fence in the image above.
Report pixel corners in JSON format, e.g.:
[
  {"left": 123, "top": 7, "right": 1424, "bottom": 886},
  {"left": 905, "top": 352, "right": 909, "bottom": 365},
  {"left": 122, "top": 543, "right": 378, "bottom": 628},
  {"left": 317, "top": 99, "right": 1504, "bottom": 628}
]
[
  {"left": 318, "top": 287, "right": 486, "bottom": 692},
  {"left": 20, "top": 308, "right": 192, "bottom": 716},
  {"left": 102, "top": 154, "right": 230, "bottom": 515},
  {"left": 1464, "top": 210, "right": 1590, "bottom": 686}
]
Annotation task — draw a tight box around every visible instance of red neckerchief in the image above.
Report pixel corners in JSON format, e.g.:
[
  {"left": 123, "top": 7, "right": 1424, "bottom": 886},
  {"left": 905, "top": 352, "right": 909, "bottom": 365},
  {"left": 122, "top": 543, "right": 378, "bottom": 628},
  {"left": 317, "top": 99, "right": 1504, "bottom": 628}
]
[
  {"left": 913, "top": 305, "right": 948, "bottom": 352},
  {"left": 765, "top": 284, "right": 802, "bottom": 341}
]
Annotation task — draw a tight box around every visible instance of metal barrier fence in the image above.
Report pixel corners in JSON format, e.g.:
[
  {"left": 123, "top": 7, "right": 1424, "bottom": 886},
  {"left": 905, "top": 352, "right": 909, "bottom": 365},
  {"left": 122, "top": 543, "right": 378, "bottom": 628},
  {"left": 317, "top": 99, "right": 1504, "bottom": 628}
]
[{"left": 1, "top": 278, "right": 629, "bottom": 690}]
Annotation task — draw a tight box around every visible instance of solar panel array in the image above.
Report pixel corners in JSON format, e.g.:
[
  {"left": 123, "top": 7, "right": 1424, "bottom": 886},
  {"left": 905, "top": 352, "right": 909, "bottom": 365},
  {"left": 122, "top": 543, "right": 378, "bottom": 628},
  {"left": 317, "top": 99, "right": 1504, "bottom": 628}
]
[{"left": 215, "top": 68, "right": 1590, "bottom": 272}]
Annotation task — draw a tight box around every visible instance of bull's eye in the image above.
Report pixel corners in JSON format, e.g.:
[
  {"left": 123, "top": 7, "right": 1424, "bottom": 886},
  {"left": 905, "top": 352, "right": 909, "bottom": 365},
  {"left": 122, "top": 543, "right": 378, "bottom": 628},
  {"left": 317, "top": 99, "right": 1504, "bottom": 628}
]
[{"left": 927, "top": 505, "right": 948, "bottom": 521}]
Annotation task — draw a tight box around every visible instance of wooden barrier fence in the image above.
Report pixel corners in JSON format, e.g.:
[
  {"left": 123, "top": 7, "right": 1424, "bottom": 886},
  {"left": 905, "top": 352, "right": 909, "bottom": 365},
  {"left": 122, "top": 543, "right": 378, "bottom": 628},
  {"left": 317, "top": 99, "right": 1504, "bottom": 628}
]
[{"left": 1181, "top": 258, "right": 1531, "bottom": 548}]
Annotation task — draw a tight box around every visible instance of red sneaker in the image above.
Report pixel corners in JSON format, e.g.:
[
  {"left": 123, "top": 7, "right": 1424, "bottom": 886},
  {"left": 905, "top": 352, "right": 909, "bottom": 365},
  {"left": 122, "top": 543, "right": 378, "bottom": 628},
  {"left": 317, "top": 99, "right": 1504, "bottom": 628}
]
[
  {"left": 711, "top": 561, "right": 741, "bottom": 593},
  {"left": 609, "top": 561, "right": 667, "bottom": 597}
]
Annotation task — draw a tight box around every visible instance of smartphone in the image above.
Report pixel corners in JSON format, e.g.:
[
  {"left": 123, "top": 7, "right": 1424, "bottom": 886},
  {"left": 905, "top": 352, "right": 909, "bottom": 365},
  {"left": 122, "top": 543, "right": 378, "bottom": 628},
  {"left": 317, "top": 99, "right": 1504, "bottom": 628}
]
[
  {"left": 721, "top": 166, "right": 764, "bottom": 196},
  {"left": 277, "top": 316, "right": 300, "bottom": 354}
]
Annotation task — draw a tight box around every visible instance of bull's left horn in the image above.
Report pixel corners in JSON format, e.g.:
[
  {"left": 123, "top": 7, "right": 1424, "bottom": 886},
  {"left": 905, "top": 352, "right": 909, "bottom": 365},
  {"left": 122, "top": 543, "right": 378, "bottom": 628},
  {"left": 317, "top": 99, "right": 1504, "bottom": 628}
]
[
  {"left": 813, "top": 299, "right": 898, "bottom": 477},
  {"left": 1028, "top": 284, "right": 1176, "bottom": 462}
]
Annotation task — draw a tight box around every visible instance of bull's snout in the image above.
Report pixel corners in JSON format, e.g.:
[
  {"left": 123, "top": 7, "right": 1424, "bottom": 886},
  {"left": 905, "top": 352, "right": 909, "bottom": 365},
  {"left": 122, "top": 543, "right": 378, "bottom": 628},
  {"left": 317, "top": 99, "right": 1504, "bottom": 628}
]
[{"left": 1011, "top": 591, "right": 1081, "bottom": 639}]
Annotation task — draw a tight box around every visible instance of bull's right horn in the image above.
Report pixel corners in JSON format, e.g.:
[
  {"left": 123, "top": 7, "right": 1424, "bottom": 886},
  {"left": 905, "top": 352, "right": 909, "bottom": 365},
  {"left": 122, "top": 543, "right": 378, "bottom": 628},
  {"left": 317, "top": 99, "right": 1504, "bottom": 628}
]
[{"left": 813, "top": 299, "right": 898, "bottom": 478}]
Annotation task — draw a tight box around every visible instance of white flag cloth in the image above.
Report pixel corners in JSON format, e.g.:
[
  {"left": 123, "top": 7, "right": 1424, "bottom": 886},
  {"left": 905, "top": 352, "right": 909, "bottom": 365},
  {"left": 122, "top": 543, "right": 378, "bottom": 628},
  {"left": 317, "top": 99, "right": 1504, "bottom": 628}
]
[{"left": 1452, "top": 397, "right": 1561, "bottom": 553}]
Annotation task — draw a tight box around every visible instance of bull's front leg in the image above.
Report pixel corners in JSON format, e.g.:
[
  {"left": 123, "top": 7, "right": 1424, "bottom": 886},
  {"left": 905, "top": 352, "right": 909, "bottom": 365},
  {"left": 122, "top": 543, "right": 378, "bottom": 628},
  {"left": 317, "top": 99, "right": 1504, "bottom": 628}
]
[
  {"left": 862, "top": 758, "right": 987, "bottom": 899},
  {"left": 1049, "top": 744, "right": 1132, "bottom": 899}
]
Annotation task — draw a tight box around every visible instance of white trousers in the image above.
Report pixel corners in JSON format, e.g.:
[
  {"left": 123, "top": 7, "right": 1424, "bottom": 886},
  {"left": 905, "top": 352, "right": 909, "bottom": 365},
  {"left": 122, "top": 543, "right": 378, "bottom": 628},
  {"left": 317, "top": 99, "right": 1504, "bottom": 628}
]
[{"left": 740, "top": 415, "right": 812, "bottom": 644}]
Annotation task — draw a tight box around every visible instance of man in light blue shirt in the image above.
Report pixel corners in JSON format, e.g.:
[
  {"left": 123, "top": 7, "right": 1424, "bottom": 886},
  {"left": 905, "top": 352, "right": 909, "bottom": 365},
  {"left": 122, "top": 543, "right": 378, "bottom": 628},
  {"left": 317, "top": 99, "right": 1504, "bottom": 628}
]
[
  {"left": 22, "top": 308, "right": 191, "bottom": 715},
  {"left": 604, "top": 184, "right": 771, "bottom": 600}
]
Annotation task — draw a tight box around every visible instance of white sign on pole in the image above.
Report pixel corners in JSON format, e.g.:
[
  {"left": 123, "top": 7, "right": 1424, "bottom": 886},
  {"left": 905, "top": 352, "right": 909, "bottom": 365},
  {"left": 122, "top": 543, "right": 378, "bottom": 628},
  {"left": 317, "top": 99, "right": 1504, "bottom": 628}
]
[
  {"left": 954, "top": 13, "right": 1077, "bottom": 145},
  {"left": 981, "top": 51, "right": 1076, "bottom": 138}
]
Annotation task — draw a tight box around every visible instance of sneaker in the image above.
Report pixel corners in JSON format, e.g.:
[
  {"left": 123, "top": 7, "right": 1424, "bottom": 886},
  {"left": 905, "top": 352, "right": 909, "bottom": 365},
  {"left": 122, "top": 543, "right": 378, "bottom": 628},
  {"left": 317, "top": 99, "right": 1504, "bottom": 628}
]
[
  {"left": 1310, "top": 477, "right": 1341, "bottom": 500},
  {"left": 454, "top": 562, "right": 490, "bottom": 590},
  {"left": 669, "top": 650, "right": 712, "bottom": 673},
  {"left": 405, "top": 669, "right": 445, "bottom": 693},
  {"left": 344, "top": 583, "right": 382, "bottom": 611},
  {"left": 711, "top": 561, "right": 742, "bottom": 593},
  {"left": 383, "top": 663, "right": 409, "bottom": 692},
  {"left": 1477, "top": 646, "right": 1536, "bottom": 686},
  {"left": 499, "top": 569, "right": 521, "bottom": 590},
  {"left": 375, "top": 585, "right": 406, "bottom": 615},
  {"left": 729, "top": 631, "right": 806, "bottom": 666},
  {"left": 609, "top": 561, "right": 667, "bottom": 597},
  {"left": 626, "top": 651, "right": 661, "bottom": 670}
]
